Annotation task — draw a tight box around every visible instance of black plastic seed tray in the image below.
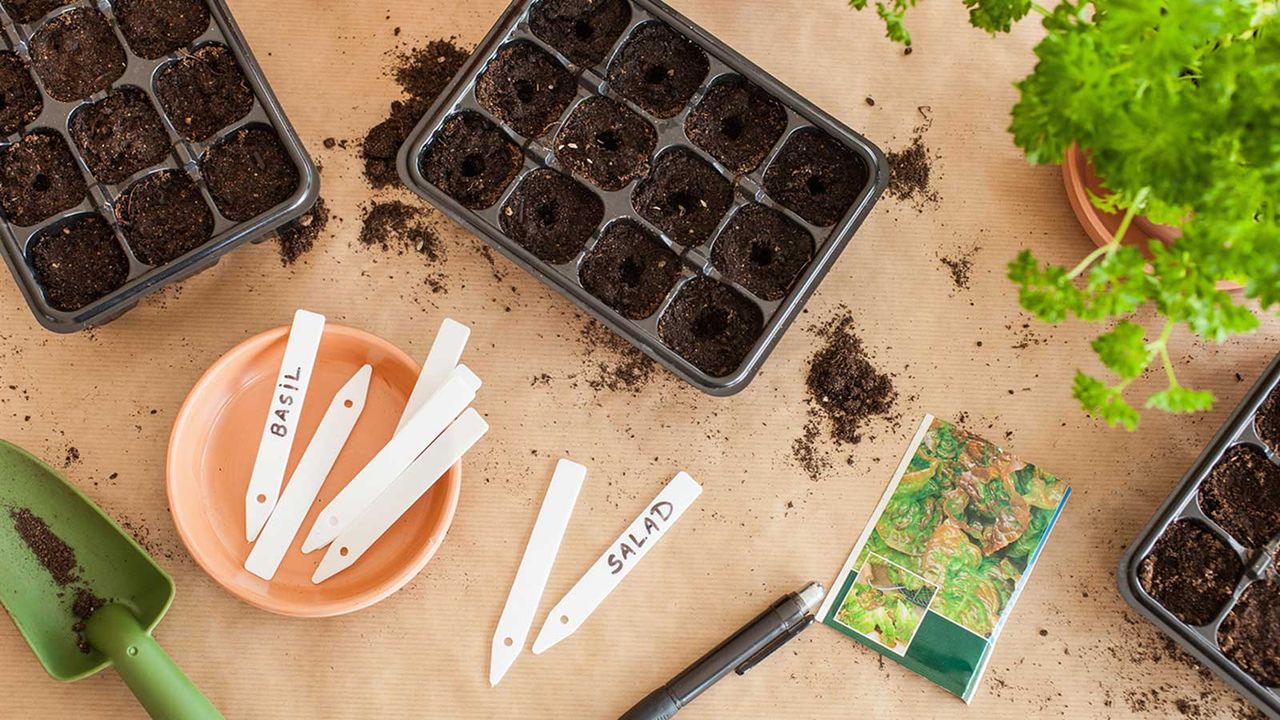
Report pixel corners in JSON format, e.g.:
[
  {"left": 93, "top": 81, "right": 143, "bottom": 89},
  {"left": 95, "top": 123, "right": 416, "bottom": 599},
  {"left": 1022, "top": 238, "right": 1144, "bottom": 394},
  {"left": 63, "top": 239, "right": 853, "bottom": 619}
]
[
  {"left": 0, "top": 0, "right": 317, "bottom": 332},
  {"left": 1119, "top": 351, "right": 1280, "bottom": 718},
  {"left": 397, "top": 0, "right": 887, "bottom": 395}
]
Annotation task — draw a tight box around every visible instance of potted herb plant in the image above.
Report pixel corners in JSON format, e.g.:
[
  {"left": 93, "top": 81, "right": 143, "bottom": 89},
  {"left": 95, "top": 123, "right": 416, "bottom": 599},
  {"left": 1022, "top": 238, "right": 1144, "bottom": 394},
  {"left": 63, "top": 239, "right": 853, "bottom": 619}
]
[{"left": 851, "top": 0, "right": 1280, "bottom": 429}]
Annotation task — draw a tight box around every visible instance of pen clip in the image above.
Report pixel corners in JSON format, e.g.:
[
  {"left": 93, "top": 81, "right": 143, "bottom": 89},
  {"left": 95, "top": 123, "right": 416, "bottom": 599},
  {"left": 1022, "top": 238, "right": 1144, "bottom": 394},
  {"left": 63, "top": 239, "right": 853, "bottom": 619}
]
[{"left": 734, "top": 614, "right": 814, "bottom": 676}]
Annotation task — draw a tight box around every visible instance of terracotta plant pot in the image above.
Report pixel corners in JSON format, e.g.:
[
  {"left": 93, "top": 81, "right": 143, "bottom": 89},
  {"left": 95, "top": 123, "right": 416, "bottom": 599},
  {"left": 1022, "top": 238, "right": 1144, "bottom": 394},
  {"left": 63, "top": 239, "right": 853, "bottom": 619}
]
[{"left": 1061, "top": 144, "right": 1239, "bottom": 291}]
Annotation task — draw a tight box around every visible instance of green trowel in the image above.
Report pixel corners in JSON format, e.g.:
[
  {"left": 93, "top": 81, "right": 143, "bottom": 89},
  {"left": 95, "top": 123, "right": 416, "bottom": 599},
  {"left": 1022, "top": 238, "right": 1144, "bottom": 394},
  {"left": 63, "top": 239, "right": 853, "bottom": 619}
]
[{"left": 0, "top": 439, "right": 222, "bottom": 719}]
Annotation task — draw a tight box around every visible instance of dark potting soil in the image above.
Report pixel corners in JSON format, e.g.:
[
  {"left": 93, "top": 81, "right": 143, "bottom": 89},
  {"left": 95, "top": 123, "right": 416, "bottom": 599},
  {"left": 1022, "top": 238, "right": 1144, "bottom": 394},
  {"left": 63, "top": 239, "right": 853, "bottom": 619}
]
[
  {"left": 528, "top": 0, "right": 631, "bottom": 67},
  {"left": 202, "top": 126, "right": 298, "bottom": 221},
  {"left": 1218, "top": 581, "right": 1280, "bottom": 687},
  {"left": 420, "top": 112, "right": 522, "bottom": 210},
  {"left": 763, "top": 127, "right": 866, "bottom": 227},
  {"left": 29, "top": 8, "right": 126, "bottom": 102},
  {"left": 71, "top": 587, "right": 105, "bottom": 653},
  {"left": 154, "top": 43, "right": 254, "bottom": 142},
  {"left": 580, "top": 219, "right": 680, "bottom": 319},
  {"left": 631, "top": 147, "right": 733, "bottom": 246},
  {"left": 9, "top": 506, "right": 79, "bottom": 585},
  {"left": 1138, "top": 519, "right": 1242, "bottom": 626},
  {"left": 685, "top": 75, "right": 787, "bottom": 174},
  {"left": 112, "top": 0, "right": 210, "bottom": 59},
  {"left": 357, "top": 200, "right": 447, "bottom": 292},
  {"left": 116, "top": 169, "right": 213, "bottom": 265},
  {"left": 1200, "top": 445, "right": 1280, "bottom": 548},
  {"left": 886, "top": 109, "right": 939, "bottom": 211},
  {"left": 29, "top": 214, "right": 129, "bottom": 310},
  {"left": 475, "top": 40, "right": 577, "bottom": 139},
  {"left": 711, "top": 203, "right": 812, "bottom": 301},
  {"left": 607, "top": 21, "right": 708, "bottom": 119},
  {"left": 276, "top": 196, "right": 329, "bottom": 266},
  {"left": 4, "top": 0, "right": 68, "bottom": 24},
  {"left": 362, "top": 38, "right": 471, "bottom": 188},
  {"left": 804, "top": 309, "right": 897, "bottom": 446},
  {"left": 658, "top": 276, "right": 762, "bottom": 377},
  {"left": 69, "top": 87, "right": 172, "bottom": 185},
  {"left": 555, "top": 96, "right": 655, "bottom": 191},
  {"left": 499, "top": 168, "right": 602, "bottom": 264},
  {"left": 0, "top": 52, "right": 42, "bottom": 137},
  {"left": 0, "top": 130, "right": 87, "bottom": 227},
  {"left": 1255, "top": 384, "right": 1280, "bottom": 455}
]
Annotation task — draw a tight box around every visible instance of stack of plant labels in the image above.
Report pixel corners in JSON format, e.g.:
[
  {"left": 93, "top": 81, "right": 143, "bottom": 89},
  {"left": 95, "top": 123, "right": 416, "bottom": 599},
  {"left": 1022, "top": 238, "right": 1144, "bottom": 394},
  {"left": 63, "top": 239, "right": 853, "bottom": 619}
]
[{"left": 241, "top": 310, "right": 486, "bottom": 584}]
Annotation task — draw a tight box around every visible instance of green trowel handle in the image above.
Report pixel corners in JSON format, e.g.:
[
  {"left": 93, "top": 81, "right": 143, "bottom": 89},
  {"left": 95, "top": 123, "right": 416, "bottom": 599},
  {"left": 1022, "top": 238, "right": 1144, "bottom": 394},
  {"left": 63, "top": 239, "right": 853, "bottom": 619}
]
[{"left": 84, "top": 604, "right": 224, "bottom": 720}]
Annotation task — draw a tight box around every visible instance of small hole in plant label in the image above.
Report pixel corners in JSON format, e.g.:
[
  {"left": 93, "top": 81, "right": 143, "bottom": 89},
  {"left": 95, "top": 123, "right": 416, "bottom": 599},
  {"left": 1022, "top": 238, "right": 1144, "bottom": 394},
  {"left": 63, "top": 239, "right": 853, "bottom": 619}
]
[
  {"left": 560, "top": 614, "right": 569, "bottom": 625},
  {"left": 720, "top": 115, "right": 744, "bottom": 141},
  {"left": 749, "top": 241, "right": 775, "bottom": 267},
  {"left": 644, "top": 65, "right": 668, "bottom": 84},
  {"left": 594, "top": 130, "right": 620, "bottom": 152},
  {"left": 806, "top": 175, "right": 827, "bottom": 196},
  {"left": 256, "top": 494, "right": 267, "bottom": 504},
  {"left": 32, "top": 173, "right": 50, "bottom": 192},
  {"left": 460, "top": 153, "right": 485, "bottom": 177},
  {"left": 343, "top": 399, "right": 354, "bottom": 408},
  {"left": 514, "top": 79, "right": 536, "bottom": 104},
  {"left": 573, "top": 19, "right": 594, "bottom": 40},
  {"left": 693, "top": 306, "right": 730, "bottom": 339},
  {"left": 339, "top": 546, "right": 349, "bottom": 557},
  {"left": 503, "top": 637, "right": 514, "bottom": 647},
  {"left": 328, "top": 515, "right": 339, "bottom": 526}
]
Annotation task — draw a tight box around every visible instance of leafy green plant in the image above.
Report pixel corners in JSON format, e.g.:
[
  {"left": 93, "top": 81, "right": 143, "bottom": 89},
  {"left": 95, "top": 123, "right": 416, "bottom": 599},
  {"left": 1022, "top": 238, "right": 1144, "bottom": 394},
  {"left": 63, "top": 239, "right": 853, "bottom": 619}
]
[{"left": 852, "top": 0, "right": 1280, "bottom": 429}]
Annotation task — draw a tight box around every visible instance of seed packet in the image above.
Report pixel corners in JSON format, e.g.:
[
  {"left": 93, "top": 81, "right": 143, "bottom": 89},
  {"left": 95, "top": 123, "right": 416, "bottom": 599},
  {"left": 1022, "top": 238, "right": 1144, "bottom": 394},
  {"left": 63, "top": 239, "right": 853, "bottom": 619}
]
[{"left": 817, "top": 414, "right": 1070, "bottom": 702}]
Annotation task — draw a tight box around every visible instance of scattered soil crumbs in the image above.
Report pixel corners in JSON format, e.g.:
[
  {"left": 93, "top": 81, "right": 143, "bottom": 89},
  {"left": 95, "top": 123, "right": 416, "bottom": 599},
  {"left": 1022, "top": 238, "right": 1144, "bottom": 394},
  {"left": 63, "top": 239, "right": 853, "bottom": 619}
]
[
  {"left": 276, "top": 197, "right": 330, "bottom": 266},
  {"left": 361, "top": 38, "right": 471, "bottom": 188},
  {"left": 939, "top": 244, "right": 979, "bottom": 291},
  {"left": 71, "top": 588, "right": 104, "bottom": 653},
  {"left": 9, "top": 507, "right": 79, "bottom": 586},
  {"left": 357, "top": 200, "right": 446, "bottom": 292},
  {"left": 885, "top": 107, "right": 939, "bottom": 211},
  {"left": 794, "top": 308, "right": 898, "bottom": 480},
  {"left": 63, "top": 445, "right": 79, "bottom": 467},
  {"left": 579, "top": 319, "right": 656, "bottom": 393}
]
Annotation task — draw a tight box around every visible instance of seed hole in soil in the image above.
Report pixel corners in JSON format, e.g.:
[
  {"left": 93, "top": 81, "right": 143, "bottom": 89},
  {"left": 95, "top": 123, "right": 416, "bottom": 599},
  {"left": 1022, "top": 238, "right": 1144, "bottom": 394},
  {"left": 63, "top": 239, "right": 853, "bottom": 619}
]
[
  {"left": 579, "top": 220, "right": 679, "bottom": 319},
  {"left": 0, "top": 130, "right": 87, "bottom": 226},
  {"left": 500, "top": 168, "right": 603, "bottom": 263},
  {"left": 631, "top": 148, "right": 732, "bottom": 245},
  {"left": 529, "top": 0, "right": 631, "bottom": 67},
  {"left": 711, "top": 204, "right": 812, "bottom": 301},
  {"left": 607, "top": 21, "right": 708, "bottom": 118},
  {"left": 658, "top": 276, "right": 762, "bottom": 376},
  {"left": 32, "top": 173, "right": 49, "bottom": 192},
  {"left": 421, "top": 112, "right": 522, "bottom": 210},
  {"left": 555, "top": 97, "right": 655, "bottom": 191},
  {"left": 28, "top": 214, "right": 129, "bottom": 311},
  {"left": 1138, "top": 518, "right": 1242, "bottom": 626},
  {"left": 749, "top": 241, "right": 774, "bottom": 267},
  {"left": 764, "top": 127, "right": 866, "bottom": 226},
  {"left": 720, "top": 115, "right": 745, "bottom": 141},
  {"left": 806, "top": 175, "right": 827, "bottom": 196},
  {"left": 1199, "top": 444, "right": 1280, "bottom": 547},
  {"left": 686, "top": 76, "right": 786, "bottom": 174},
  {"left": 475, "top": 41, "right": 575, "bottom": 139}
]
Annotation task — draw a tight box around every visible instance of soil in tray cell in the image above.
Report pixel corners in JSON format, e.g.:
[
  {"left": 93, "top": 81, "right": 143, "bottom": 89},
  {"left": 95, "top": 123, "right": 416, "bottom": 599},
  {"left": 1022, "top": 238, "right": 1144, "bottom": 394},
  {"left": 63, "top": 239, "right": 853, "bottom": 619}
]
[
  {"left": 29, "top": 214, "right": 129, "bottom": 311},
  {"left": 1219, "top": 581, "right": 1280, "bottom": 688},
  {"left": 555, "top": 96, "right": 655, "bottom": 191},
  {"left": 711, "top": 203, "right": 812, "bottom": 301},
  {"left": 69, "top": 87, "right": 171, "bottom": 185},
  {"left": 1137, "top": 518, "right": 1243, "bottom": 627},
  {"left": 1255, "top": 383, "right": 1280, "bottom": 456},
  {"left": 659, "top": 276, "right": 763, "bottom": 377},
  {"left": 0, "top": 130, "right": 87, "bottom": 226},
  {"left": 632, "top": 147, "right": 732, "bottom": 246},
  {"left": 763, "top": 127, "right": 867, "bottom": 227},
  {"left": 420, "top": 111, "right": 523, "bottom": 210},
  {"left": 30, "top": 8, "right": 127, "bottom": 103},
  {"left": 112, "top": 0, "right": 211, "bottom": 59},
  {"left": 580, "top": 219, "right": 680, "bottom": 319},
  {"left": 1199, "top": 444, "right": 1280, "bottom": 548},
  {"left": 607, "top": 21, "right": 708, "bottom": 119},
  {"left": 528, "top": 0, "right": 631, "bottom": 68},
  {"left": 499, "top": 168, "right": 603, "bottom": 264},
  {"left": 0, "top": 52, "right": 43, "bottom": 137},
  {"left": 475, "top": 41, "right": 577, "bottom": 139},
  {"left": 116, "top": 169, "right": 212, "bottom": 265},
  {"left": 685, "top": 76, "right": 787, "bottom": 174},
  {"left": 201, "top": 125, "right": 298, "bottom": 221},
  {"left": 3, "top": 0, "right": 68, "bottom": 24},
  {"left": 155, "top": 44, "right": 254, "bottom": 142}
]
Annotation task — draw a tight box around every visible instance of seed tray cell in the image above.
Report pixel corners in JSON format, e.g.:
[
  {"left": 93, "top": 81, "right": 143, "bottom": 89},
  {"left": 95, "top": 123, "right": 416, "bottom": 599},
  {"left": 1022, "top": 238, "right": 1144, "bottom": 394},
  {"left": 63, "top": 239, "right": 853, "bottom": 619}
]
[
  {"left": 398, "top": 0, "right": 887, "bottom": 395},
  {"left": 0, "top": 0, "right": 316, "bottom": 332},
  {"left": 1120, "top": 352, "right": 1280, "bottom": 718}
]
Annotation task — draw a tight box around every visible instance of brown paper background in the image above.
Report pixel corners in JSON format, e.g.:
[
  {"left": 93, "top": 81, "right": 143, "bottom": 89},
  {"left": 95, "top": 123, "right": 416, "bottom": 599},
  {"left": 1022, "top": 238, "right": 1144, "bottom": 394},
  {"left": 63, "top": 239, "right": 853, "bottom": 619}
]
[{"left": 1, "top": 0, "right": 1276, "bottom": 717}]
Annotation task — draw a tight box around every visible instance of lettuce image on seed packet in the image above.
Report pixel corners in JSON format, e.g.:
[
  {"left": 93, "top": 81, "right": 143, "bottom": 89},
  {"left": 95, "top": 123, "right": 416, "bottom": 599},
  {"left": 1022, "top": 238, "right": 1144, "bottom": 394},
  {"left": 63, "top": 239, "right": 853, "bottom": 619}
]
[{"left": 818, "top": 415, "right": 1069, "bottom": 702}]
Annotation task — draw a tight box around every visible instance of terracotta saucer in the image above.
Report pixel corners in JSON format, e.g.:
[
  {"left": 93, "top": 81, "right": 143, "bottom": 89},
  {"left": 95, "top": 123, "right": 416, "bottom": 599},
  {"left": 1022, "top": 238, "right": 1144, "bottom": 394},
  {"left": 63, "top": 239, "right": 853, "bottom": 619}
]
[{"left": 166, "top": 324, "right": 461, "bottom": 617}]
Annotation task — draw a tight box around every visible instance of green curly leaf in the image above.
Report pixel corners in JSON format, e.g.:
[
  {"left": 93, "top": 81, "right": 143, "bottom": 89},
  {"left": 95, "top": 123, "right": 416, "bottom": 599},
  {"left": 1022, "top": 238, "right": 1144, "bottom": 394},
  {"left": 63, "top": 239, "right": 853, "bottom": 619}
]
[{"left": 1072, "top": 371, "right": 1140, "bottom": 431}]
